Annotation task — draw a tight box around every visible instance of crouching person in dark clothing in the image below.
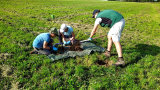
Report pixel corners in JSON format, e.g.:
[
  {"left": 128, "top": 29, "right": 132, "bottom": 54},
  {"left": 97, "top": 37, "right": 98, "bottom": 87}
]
[{"left": 30, "top": 27, "right": 58, "bottom": 55}]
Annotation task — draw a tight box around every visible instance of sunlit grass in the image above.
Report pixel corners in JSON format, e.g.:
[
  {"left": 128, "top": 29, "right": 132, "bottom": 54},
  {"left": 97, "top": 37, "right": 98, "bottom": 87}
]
[{"left": 0, "top": 0, "right": 160, "bottom": 89}]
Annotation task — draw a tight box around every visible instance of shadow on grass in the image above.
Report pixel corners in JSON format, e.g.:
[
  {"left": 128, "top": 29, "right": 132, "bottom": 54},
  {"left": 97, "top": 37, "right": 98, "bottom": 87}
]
[{"left": 124, "top": 44, "right": 160, "bottom": 67}]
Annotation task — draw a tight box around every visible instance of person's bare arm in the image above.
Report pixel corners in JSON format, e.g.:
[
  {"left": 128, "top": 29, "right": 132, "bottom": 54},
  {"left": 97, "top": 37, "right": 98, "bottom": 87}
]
[
  {"left": 43, "top": 41, "right": 50, "bottom": 50},
  {"left": 70, "top": 32, "right": 75, "bottom": 40},
  {"left": 90, "top": 24, "right": 99, "bottom": 38},
  {"left": 61, "top": 33, "right": 67, "bottom": 42}
]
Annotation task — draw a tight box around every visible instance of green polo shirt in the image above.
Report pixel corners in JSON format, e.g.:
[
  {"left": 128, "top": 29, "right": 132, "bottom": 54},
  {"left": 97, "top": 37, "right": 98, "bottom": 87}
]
[{"left": 96, "top": 10, "right": 124, "bottom": 28}]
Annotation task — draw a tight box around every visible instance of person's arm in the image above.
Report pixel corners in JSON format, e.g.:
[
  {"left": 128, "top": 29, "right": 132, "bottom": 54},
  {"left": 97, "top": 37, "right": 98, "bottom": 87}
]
[
  {"left": 90, "top": 24, "right": 99, "bottom": 38},
  {"left": 43, "top": 41, "right": 50, "bottom": 50},
  {"left": 70, "top": 32, "right": 75, "bottom": 40},
  {"left": 58, "top": 31, "right": 63, "bottom": 43},
  {"left": 89, "top": 18, "right": 102, "bottom": 38},
  {"left": 61, "top": 34, "right": 67, "bottom": 42}
]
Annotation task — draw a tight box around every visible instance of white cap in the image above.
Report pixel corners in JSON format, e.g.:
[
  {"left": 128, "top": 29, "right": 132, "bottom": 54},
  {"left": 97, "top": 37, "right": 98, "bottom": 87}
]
[{"left": 60, "top": 24, "right": 67, "bottom": 33}]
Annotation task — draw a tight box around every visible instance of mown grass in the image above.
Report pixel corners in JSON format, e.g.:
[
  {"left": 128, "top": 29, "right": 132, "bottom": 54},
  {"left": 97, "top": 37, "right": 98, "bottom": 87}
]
[{"left": 0, "top": 0, "right": 160, "bottom": 89}]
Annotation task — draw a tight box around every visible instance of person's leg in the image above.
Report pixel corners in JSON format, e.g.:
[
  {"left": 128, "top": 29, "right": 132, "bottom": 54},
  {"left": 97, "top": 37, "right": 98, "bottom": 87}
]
[
  {"left": 30, "top": 47, "right": 38, "bottom": 54},
  {"left": 107, "top": 35, "right": 113, "bottom": 52},
  {"left": 37, "top": 49, "right": 51, "bottom": 55},
  {"left": 111, "top": 19, "right": 125, "bottom": 66},
  {"left": 104, "top": 35, "right": 112, "bottom": 57},
  {"left": 113, "top": 39, "right": 125, "bottom": 66},
  {"left": 114, "top": 41, "right": 122, "bottom": 57},
  {"left": 112, "top": 41, "right": 124, "bottom": 66}
]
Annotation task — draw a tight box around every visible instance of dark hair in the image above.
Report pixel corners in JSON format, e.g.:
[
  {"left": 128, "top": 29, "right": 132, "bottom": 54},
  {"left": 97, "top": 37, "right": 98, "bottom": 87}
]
[{"left": 92, "top": 9, "right": 100, "bottom": 18}]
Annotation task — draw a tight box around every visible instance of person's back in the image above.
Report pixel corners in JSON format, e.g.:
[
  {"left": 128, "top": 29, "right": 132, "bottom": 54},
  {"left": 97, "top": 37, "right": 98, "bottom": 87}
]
[
  {"left": 63, "top": 26, "right": 73, "bottom": 38},
  {"left": 33, "top": 33, "right": 51, "bottom": 49},
  {"left": 96, "top": 10, "right": 124, "bottom": 28}
]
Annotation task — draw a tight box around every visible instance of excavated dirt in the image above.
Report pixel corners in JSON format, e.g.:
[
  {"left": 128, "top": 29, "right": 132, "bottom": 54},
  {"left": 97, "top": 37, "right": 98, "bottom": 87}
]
[
  {"left": 57, "top": 40, "right": 83, "bottom": 54},
  {"left": 57, "top": 46, "right": 66, "bottom": 54},
  {"left": 97, "top": 60, "right": 113, "bottom": 67},
  {"left": 69, "top": 40, "right": 83, "bottom": 51}
]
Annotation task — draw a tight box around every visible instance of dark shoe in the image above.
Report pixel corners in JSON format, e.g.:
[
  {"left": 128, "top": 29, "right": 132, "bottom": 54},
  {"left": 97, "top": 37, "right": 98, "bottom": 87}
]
[
  {"left": 114, "top": 57, "right": 125, "bottom": 66},
  {"left": 30, "top": 50, "right": 38, "bottom": 54},
  {"left": 104, "top": 50, "right": 111, "bottom": 57}
]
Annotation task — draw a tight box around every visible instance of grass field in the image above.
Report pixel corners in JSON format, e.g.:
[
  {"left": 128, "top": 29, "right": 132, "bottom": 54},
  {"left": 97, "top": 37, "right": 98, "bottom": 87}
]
[{"left": 0, "top": 0, "right": 160, "bottom": 89}]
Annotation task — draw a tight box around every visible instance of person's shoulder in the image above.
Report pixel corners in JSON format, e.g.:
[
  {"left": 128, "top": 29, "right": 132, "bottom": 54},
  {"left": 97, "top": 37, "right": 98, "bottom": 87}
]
[
  {"left": 95, "top": 18, "right": 102, "bottom": 22},
  {"left": 67, "top": 26, "right": 72, "bottom": 28},
  {"left": 42, "top": 33, "right": 50, "bottom": 35},
  {"left": 104, "top": 9, "right": 113, "bottom": 11},
  {"left": 40, "top": 33, "right": 48, "bottom": 35},
  {"left": 67, "top": 26, "right": 73, "bottom": 31},
  {"left": 60, "top": 29, "right": 64, "bottom": 33},
  {"left": 40, "top": 33, "right": 50, "bottom": 37},
  {"left": 102, "top": 9, "right": 114, "bottom": 12}
]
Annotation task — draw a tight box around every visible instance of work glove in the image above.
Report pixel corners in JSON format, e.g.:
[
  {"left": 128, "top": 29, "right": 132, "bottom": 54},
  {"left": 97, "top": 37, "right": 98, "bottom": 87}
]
[
  {"left": 63, "top": 41, "right": 67, "bottom": 45},
  {"left": 63, "top": 41, "right": 71, "bottom": 45},
  {"left": 87, "top": 37, "right": 93, "bottom": 41},
  {"left": 52, "top": 46, "right": 58, "bottom": 51},
  {"left": 66, "top": 41, "right": 71, "bottom": 45}
]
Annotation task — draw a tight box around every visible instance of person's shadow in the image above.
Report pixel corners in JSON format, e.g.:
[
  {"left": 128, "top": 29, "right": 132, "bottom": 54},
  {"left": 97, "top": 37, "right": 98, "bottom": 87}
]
[{"left": 123, "top": 44, "right": 160, "bottom": 67}]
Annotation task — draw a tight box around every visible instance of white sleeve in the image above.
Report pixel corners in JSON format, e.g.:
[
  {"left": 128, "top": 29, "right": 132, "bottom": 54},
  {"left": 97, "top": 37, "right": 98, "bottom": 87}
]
[
  {"left": 94, "top": 18, "right": 102, "bottom": 26},
  {"left": 60, "top": 29, "right": 64, "bottom": 33}
]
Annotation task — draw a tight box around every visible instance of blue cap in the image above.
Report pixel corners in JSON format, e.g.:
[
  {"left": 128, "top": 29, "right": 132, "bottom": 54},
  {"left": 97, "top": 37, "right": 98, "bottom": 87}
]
[{"left": 92, "top": 9, "right": 100, "bottom": 18}]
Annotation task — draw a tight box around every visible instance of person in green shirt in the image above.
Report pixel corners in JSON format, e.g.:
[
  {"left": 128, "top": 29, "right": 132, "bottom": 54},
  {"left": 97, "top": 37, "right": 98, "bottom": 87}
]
[{"left": 88, "top": 9, "right": 125, "bottom": 66}]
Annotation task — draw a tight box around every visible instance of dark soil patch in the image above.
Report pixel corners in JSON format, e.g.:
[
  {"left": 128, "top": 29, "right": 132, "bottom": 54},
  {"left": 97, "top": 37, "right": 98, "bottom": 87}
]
[
  {"left": 56, "top": 40, "right": 83, "bottom": 54},
  {"left": 69, "top": 40, "right": 83, "bottom": 51},
  {"left": 57, "top": 46, "right": 66, "bottom": 54},
  {"left": 97, "top": 60, "right": 113, "bottom": 67}
]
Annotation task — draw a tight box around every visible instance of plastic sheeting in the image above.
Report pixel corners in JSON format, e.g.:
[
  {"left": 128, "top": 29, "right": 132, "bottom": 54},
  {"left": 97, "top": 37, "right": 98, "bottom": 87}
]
[{"left": 48, "top": 42, "right": 105, "bottom": 61}]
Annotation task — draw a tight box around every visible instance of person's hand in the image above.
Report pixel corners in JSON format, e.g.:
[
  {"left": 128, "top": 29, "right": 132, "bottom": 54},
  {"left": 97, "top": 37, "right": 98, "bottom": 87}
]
[
  {"left": 52, "top": 46, "right": 58, "bottom": 51},
  {"left": 63, "top": 41, "right": 67, "bottom": 45},
  {"left": 66, "top": 41, "right": 71, "bottom": 44},
  {"left": 87, "top": 37, "right": 93, "bottom": 41},
  {"left": 70, "top": 37, "right": 74, "bottom": 41},
  {"left": 63, "top": 41, "right": 71, "bottom": 45}
]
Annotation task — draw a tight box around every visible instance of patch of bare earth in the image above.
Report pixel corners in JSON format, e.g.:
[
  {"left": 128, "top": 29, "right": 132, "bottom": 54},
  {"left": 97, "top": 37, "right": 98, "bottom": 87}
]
[
  {"left": 0, "top": 65, "right": 19, "bottom": 90},
  {"left": 10, "top": 82, "right": 19, "bottom": 90},
  {"left": 97, "top": 60, "right": 113, "bottom": 67},
  {"left": 0, "top": 53, "right": 13, "bottom": 60}
]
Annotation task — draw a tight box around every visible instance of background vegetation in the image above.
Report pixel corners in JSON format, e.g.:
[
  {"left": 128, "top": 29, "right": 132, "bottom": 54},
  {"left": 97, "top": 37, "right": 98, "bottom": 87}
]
[
  {"left": 0, "top": 0, "right": 160, "bottom": 89},
  {"left": 110, "top": 0, "right": 160, "bottom": 2}
]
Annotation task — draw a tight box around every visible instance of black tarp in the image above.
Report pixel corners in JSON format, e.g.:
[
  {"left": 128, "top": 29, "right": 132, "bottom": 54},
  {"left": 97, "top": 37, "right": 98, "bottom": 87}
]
[{"left": 48, "top": 42, "right": 105, "bottom": 61}]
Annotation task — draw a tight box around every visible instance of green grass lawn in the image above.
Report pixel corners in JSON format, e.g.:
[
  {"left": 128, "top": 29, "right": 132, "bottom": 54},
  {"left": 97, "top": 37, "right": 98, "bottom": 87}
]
[{"left": 0, "top": 0, "right": 160, "bottom": 89}]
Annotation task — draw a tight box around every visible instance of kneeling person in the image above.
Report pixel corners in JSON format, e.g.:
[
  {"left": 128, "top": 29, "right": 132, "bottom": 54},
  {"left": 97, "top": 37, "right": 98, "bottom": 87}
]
[
  {"left": 59, "top": 24, "right": 75, "bottom": 46},
  {"left": 31, "top": 27, "right": 58, "bottom": 55}
]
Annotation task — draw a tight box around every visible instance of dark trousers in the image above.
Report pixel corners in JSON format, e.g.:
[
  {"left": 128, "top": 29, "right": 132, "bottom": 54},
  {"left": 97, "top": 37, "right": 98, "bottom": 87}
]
[
  {"left": 35, "top": 48, "right": 51, "bottom": 55},
  {"left": 35, "top": 39, "right": 53, "bottom": 55}
]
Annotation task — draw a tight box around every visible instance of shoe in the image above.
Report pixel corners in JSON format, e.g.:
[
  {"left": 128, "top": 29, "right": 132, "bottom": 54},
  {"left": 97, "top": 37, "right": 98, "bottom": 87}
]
[
  {"left": 104, "top": 50, "right": 111, "bottom": 57},
  {"left": 114, "top": 57, "right": 125, "bottom": 66},
  {"left": 30, "top": 50, "right": 38, "bottom": 54}
]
